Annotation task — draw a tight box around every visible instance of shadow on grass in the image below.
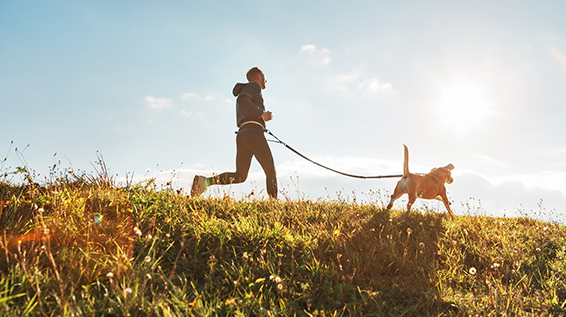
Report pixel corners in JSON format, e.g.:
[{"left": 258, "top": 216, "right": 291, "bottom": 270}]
[{"left": 309, "top": 208, "right": 458, "bottom": 315}]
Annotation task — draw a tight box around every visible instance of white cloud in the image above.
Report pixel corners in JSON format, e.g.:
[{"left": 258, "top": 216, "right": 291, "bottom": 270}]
[
  {"left": 329, "top": 73, "right": 393, "bottom": 94},
  {"left": 145, "top": 95, "right": 173, "bottom": 109},
  {"left": 328, "top": 72, "right": 361, "bottom": 94},
  {"left": 300, "top": 44, "right": 332, "bottom": 64},
  {"left": 181, "top": 92, "right": 232, "bottom": 104},
  {"left": 181, "top": 92, "right": 200, "bottom": 100},
  {"left": 359, "top": 78, "right": 393, "bottom": 92}
]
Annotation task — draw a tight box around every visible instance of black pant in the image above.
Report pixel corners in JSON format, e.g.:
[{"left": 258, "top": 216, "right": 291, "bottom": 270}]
[{"left": 216, "top": 128, "right": 277, "bottom": 198}]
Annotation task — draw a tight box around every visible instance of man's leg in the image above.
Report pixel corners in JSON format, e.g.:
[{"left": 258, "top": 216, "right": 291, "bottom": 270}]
[
  {"left": 246, "top": 131, "right": 277, "bottom": 198},
  {"left": 214, "top": 132, "right": 254, "bottom": 185},
  {"left": 191, "top": 132, "right": 254, "bottom": 197}
]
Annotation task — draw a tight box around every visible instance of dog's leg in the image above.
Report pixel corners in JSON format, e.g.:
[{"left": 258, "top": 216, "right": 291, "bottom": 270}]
[
  {"left": 406, "top": 193, "right": 416, "bottom": 212},
  {"left": 439, "top": 192, "right": 453, "bottom": 216},
  {"left": 386, "top": 189, "right": 405, "bottom": 210}
]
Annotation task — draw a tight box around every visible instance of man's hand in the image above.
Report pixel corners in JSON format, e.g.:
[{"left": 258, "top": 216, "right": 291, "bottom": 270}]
[{"left": 261, "top": 111, "right": 272, "bottom": 122}]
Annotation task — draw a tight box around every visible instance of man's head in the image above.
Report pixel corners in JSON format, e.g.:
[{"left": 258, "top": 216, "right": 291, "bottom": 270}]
[{"left": 247, "top": 67, "right": 266, "bottom": 89}]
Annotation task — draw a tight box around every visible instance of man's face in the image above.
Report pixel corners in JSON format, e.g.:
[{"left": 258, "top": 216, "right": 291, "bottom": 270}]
[{"left": 258, "top": 73, "right": 267, "bottom": 89}]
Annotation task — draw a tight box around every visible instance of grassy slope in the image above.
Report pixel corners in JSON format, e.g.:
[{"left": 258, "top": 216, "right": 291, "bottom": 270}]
[{"left": 0, "top": 173, "right": 565, "bottom": 316}]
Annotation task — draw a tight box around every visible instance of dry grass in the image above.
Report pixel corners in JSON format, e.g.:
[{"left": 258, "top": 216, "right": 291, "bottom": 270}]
[{"left": 0, "top": 164, "right": 564, "bottom": 316}]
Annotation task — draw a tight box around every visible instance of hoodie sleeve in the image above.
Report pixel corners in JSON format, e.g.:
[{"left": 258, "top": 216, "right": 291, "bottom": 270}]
[{"left": 236, "top": 82, "right": 264, "bottom": 118}]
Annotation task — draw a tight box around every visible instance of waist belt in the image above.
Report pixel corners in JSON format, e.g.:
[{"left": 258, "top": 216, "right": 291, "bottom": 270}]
[{"left": 239, "top": 121, "right": 266, "bottom": 131}]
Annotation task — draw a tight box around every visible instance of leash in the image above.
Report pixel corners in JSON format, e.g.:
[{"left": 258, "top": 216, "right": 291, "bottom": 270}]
[{"left": 265, "top": 130, "right": 404, "bottom": 179}]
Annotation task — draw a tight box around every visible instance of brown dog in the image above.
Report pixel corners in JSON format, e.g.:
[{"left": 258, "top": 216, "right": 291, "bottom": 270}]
[{"left": 386, "top": 144, "right": 454, "bottom": 215}]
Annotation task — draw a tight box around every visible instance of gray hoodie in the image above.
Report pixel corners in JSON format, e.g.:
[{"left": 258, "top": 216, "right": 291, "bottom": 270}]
[{"left": 232, "top": 82, "right": 265, "bottom": 129}]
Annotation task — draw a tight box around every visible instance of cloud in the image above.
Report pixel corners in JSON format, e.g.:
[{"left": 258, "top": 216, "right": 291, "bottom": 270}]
[
  {"left": 181, "top": 92, "right": 200, "bottom": 100},
  {"left": 329, "top": 72, "right": 361, "bottom": 93},
  {"left": 145, "top": 95, "right": 173, "bottom": 109},
  {"left": 359, "top": 78, "right": 393, "bottom": 92},
  {"left": 300, "top": 44, "right": 332, "bottom": 64},
  {"left": 182, "top": 92, "right": 232, "bottom": 104},
  {"left": 329, "top": 73, "right": 393, "bottom": 94},
  {"left": 119, "top": 155, "right": 566, "bottom": 222}
]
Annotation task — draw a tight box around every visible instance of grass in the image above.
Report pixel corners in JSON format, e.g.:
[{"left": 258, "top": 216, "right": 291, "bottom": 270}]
[{"left": 0, "top": 163, "right": 565, "bottom": 316}]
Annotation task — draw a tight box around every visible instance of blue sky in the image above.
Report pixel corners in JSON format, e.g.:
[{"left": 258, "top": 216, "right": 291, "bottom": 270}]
[{"left": 2, "top": 1, "right": 566, "bottom": 220}]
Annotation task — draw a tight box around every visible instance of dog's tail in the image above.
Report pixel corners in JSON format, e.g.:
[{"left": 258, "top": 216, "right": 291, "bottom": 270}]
[{"left": 403, "top": 144, "right": 409, "bottom": 177}]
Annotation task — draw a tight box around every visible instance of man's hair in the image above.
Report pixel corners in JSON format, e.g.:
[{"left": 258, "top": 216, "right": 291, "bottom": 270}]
[{"left": 246, "top": 67, "right": 264, "bottom": 82}]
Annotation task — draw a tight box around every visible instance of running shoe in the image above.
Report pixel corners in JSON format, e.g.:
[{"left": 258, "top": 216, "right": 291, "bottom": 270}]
[{"left": 191, "top": 175, "right": 208, "bottom": 197}]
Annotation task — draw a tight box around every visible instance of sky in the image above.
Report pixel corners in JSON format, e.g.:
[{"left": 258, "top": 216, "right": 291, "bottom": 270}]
[{"left": 2, "top": 0, "right": 566, "bottom": 221}]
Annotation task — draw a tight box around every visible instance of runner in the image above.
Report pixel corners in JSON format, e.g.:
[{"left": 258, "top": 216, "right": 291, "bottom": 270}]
[{"left": 191, "top": 67, "right": 277, "bottom": 198}]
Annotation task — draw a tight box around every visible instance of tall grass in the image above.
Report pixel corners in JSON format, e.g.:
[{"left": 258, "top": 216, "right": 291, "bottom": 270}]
[{"left": 0, "top": 164, "right": 565, "bottom": 316}]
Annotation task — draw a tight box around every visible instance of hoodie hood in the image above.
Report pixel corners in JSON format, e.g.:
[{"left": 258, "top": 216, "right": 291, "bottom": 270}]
[{"left": 232, "top": 83, "right": 248, "bottom": 96}]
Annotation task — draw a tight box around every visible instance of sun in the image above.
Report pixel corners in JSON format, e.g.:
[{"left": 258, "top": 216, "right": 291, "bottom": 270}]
[{"left": 433, "top": 79, "right": 496, "bottom": 136}]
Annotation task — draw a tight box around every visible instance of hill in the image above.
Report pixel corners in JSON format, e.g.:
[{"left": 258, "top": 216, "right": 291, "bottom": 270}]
[{"left": 0, "top": 168, "right": 565, "bottom": 316}]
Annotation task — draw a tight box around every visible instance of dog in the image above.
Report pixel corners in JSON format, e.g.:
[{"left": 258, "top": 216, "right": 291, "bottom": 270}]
[{"left": 386, "top": 144, "right": 454, "bottom": 215}]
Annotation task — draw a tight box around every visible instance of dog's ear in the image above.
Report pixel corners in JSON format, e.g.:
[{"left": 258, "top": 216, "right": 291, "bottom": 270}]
[{"left": 445, "top": 164, "right": 454, "bottom": 171}]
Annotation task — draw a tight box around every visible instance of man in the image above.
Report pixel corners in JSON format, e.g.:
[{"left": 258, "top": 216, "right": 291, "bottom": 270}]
[{"left": 191, "top": 67, "right": 278, "bottom": 198}]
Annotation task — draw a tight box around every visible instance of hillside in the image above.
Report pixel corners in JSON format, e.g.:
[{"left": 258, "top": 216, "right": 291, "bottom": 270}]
[{"left": 0, "top": 169, "right": 565, "bottom": 316}]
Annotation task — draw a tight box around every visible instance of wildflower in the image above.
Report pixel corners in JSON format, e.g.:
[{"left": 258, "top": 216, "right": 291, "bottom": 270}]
[
  {"left": 492, "top": 263, "right": 500, "bottom": 269},
  {"left": 469, "top": 267, "right": 476, "bottom": 275},
  {"left": 147, "top": 234, "right": 153, "bottom": 240},
  {"left": 419, "top": 222, "right": 423, "bottom": 227},
  {"left": 269, "top": 275, "right": 275, "bottom": 281},
  {"left": 406, "top": 228, "right": 412, "bottom": 235},
  {"left": 275, "top": 276, "right": 281, "bottom": 283},
  {"left": 145, "top": 256, "right": 151, "bottom": 263},
  {"left": 68, "top": 169, "right": 73, "bottom": 174},
  {"left": 124, "top": 288, "right": 132, "bottom": 295},
  {"left": 419, "top": 242, "right": 425, "bottom": 248},
  {"left": 277, "top": 284, "right": 283, "bottom": 290},
  {"left": 134, "top": 227, "right": 142, "bottom": 236},
  {"left": 107, "top": 272, "right": 114, "bottom": 279},
  {"left": 146, "top": 274, "right": 151, "bottom": 280}
]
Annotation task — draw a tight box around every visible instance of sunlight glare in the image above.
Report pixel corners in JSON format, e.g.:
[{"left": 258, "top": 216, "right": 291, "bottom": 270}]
[{"left": 434, "top": 80, "right": 495, "bottom": 136}]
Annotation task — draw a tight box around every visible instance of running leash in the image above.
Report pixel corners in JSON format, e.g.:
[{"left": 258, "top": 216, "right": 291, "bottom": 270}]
[{"left": 266, "top": 130, "right": 403, "bottom": 179}]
